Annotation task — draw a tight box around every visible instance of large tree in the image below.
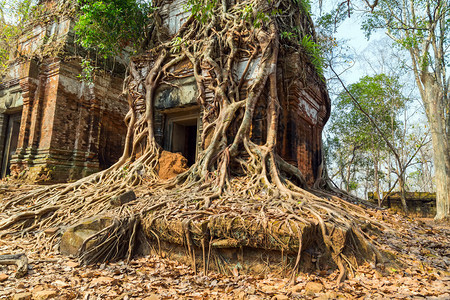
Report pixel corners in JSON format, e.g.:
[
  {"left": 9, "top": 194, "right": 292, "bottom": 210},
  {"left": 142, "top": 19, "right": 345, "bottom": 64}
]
[{"left": 328, "top": 73, "right": 431, "bottom": 212}]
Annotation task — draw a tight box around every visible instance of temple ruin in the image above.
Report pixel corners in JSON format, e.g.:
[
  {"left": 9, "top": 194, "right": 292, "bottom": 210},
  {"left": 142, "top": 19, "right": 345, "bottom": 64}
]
[
  {"left": 0, "top": 0, "right": 371, "bottom": 281},
  {"left": 0, "top": 0, "right": 330, "bottom": 187},
  {"left": 0, "top": 0, "right": 128, "bottom": 182}
]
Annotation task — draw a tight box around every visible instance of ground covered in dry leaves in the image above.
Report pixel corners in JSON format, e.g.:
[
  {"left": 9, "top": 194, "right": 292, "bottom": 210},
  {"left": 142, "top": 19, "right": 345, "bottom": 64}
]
[{"left": 0, "top": 188, "right": 449, "bottom": 299}]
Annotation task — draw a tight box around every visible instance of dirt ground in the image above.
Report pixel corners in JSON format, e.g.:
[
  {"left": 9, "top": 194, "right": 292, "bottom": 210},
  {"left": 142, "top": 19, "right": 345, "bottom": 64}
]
[
  {"left": 0, "top": 183, "right": 449, "bottom": 299},
  {"left": 0, "top": 216, "right": 449, "bottom": 299}
]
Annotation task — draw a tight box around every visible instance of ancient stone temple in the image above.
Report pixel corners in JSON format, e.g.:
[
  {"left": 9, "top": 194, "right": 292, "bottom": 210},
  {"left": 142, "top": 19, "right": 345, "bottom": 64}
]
[
  {"left": 142, "top": 0, "right": 330, "bottom": 186},
  {"left": 0, "top": 0, "right": 128, "bottom": 182}
]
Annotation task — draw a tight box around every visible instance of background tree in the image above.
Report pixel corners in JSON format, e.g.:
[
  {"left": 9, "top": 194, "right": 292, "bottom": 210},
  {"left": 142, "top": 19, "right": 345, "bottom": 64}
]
[
  {"left": 408, "top": 141, "right": 435, "bottom": 192},
  {"left": 364, "top": 0, "right": 449, "bottom": 220},
  {"left": 0, "top": 0, "right": 36, "bottom": 73},
  {"left": 318, "top": 0, "right": 448, "bottom": 219},
  {"left": 327, "top": 74, "right": 406, "bottom": 205},
  {"left": 327, "top": 72, "right": 432, "bottom": 212}
]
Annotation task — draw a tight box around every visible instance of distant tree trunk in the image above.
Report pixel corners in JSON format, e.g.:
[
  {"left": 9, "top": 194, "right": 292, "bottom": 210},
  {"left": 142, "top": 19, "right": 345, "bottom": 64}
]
[
  {"left": 363, "top": 171, "right": 368, "bottom": 200},
  {"left": 345, "top": 162, "right": 352, "bottom": 193},
  {"left": 387, "top": 152, "right": 392, "bottom": 192},
  {"left": 373, "top": 150, "right": 381, "bottom": 206},
  {"left": 419, "top": 147, "right": 433, "bottom": 191},
  {"left": 344, "top": 145, "right": 359, "bottom": 193}
]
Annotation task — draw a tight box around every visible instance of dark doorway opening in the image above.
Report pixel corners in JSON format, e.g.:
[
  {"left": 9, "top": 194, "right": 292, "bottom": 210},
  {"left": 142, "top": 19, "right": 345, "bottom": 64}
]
[
  {"left": 171, "top": 118, "right": 198, "bottom": 166},
  {"left": 1, "top": 113, "right": 21, "bottom": 177}
]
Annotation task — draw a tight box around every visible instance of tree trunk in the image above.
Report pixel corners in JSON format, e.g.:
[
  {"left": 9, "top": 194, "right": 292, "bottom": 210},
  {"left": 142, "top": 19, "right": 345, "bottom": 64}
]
[
  {"left": 344, "top": 145, "right": 359, "bottom": 193},
  {"left": 345, "top": 161, "right": 352, "bottom": 193},
  {"left": 398, "top": 174, "right": 408, "bottom": 214},
  {"left": 421, "top": 74, "right": 449, "bottom": 220}
]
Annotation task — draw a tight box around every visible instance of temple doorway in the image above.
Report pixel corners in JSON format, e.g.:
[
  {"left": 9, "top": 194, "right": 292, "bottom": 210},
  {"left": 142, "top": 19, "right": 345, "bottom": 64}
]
[
  {"left": 1, "top": 112, "right": 22, "bottom": 177},
  {"left": 164, "top": 109, "right": 200, "bottom": 166}
]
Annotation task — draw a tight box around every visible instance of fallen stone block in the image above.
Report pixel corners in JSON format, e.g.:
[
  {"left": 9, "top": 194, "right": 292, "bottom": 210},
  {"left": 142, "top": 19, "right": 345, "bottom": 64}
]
[
  {"left": 60, "top": 217, "right": 113, "bottom": 256},
  {"left": 110, "top": 190, "right": 136, "bottom": 207},
  {"left": 0, "top": 253, "right": 28, "bottom": 278}
]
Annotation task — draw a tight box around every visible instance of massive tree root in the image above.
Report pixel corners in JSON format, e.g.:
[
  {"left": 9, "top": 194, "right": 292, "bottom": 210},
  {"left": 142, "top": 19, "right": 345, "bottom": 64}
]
[{"left": 0, "top": 0, "right": 391, "bottom": 283}]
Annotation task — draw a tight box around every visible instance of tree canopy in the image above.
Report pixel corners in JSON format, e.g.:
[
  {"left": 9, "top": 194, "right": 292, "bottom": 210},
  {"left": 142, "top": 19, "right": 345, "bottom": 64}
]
[{"left": 75, "top": 0, "right": 154, "bottom": 58}]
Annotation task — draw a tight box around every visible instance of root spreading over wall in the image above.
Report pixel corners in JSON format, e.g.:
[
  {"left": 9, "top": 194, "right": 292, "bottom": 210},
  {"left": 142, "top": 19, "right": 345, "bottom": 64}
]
[{"left": 0, "top": 0, "right": 392, "bottom": 284}]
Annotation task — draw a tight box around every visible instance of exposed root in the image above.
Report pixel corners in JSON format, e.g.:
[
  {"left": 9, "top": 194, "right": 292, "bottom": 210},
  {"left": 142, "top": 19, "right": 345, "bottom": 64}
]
[{"left": 79, "top": 216, "right": 141, "bottom": 265}]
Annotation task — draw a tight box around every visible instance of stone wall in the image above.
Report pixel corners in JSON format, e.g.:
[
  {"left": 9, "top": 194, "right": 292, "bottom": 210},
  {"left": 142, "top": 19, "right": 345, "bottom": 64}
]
[{"left": 368, "top": 192, "right": 437, "bottom": 217}]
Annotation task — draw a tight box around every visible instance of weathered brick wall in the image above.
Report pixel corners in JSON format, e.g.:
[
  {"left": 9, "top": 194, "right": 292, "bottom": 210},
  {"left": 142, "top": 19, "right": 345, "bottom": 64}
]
[
  {"left": 248, "top": 52, "right": 329, "bottom": 186},
  {"left": 277, "top": 52, "right": 329, "bottom": 186},
  {"left": 1, "top": 2, "right": 128, "bottom": 183},
  {"left": 0, "top": 63, "right": 25, "bottom": 175},
  {"left": 7, "top": 56, "right": 128, "bottom": 182}
]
